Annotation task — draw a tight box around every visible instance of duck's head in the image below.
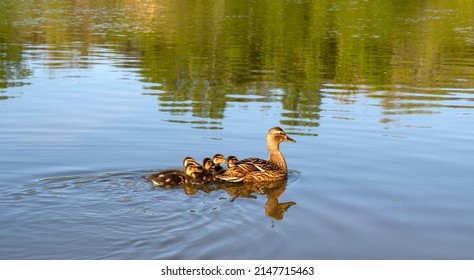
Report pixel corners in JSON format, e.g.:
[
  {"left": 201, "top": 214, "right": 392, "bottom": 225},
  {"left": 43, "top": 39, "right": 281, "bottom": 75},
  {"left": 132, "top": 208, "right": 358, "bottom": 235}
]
[
  {"left": 183, "top": 156, "right": 199, "bottom": 168},
  {"left": 226, "top": 156, "right": 239, "bottom": 168},
  {"left": 267, "top": 127, "right": 296, "bottom": 145},
  {"left": 185, "top": 164, "right": 203, "bottom": 176},
  {"left": 212, "top": 154, "right": 226, "bottom": 165},
  {"left": 202, "top": 157, "right": 214, "bottom": 171}
]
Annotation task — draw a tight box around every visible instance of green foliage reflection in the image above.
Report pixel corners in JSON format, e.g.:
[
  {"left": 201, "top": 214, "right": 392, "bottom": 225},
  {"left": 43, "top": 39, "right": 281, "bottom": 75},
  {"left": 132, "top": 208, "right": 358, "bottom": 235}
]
[{"left": 1, "top": 0, "right": 473, "bottom": 130}]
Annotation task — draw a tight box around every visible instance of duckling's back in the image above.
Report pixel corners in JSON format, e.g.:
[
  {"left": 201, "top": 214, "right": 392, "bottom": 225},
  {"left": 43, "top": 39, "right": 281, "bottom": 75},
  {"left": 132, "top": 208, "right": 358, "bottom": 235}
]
[{"left": 146, "top": 170, "right": 185, "bottom": 187}]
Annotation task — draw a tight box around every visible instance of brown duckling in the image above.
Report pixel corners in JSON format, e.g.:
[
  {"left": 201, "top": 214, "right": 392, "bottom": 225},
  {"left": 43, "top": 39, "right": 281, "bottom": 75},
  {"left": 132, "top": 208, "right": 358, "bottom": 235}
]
[
  {"left": 147, "top": 164, "right": 203, "bottom": 187},
  {"left": 146, "top": 156, "right": 200, "bottom": 186},
  {"left": 216, "top": 155, "right": 238, "bottom": 175},
  {"left": 183, "top": 156, "right": 199, "bottom": 167},
  {"left": 216, "top": 127, "right": 296, "bottom": 183},
  {"left": 211, "top": 154, "right": 226, "bottom": 173},
  {"left": 195, "top": 157, "right": 216, "bottom": 184},
  {"left": 226, "top": 155, "right": 239, "bottom": 168}
]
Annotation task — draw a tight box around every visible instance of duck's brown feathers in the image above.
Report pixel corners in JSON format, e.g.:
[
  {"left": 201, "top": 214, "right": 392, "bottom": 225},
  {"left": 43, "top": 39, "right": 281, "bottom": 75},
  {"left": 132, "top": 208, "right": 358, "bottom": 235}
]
[{"left": 218, "top": 158, "right": 286, "bottom": 183}]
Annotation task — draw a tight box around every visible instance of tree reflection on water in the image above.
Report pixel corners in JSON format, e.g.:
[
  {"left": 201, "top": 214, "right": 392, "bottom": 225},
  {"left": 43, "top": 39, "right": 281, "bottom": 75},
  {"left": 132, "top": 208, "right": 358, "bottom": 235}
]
[{"left": 1, "top": 0, "right": 473, "bottom": 134}]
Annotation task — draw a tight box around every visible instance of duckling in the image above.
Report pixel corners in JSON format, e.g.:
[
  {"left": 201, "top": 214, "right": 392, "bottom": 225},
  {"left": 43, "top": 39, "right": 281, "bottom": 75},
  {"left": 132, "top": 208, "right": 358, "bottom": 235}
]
[
  {"left": 183, "top": 156, "right": 199, "bottom": 167},
  {"left": 216, "top": 127, "right": 296, "bottom": 183},
  {"left": 216, "top": 155, "right": 238, "bottom": 175},
  {"left": 147, "top": 164, "right": 203, "bottom": 187},
  {"left": 146, "top": 156, "right": 199, "bottom": 185},
  {"left": 194, "top": 157, "right": 216, "bottom": 184},
  {"left": 226, "top": 155, "right": 239, "bottom": 168},
  {"left": 211, "top": 154, "right": 226, "bottom": 173}
]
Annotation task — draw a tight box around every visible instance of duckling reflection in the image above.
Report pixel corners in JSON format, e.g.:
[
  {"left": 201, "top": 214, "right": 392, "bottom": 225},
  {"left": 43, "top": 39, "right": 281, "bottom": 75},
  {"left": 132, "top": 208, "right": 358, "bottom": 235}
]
[{"left": 184, "top": 184, "right": 200, "bottom": 196}]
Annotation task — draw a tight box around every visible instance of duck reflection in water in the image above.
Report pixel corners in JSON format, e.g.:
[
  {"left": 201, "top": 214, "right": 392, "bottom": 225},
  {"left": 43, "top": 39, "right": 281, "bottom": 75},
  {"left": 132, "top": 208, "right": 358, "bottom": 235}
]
[
  {"left": 176, "top": 178, "right": 296, "bottom": 220},
  {"left": 223, "top": 179, "right": 296, "bottom": 220},
  {"left": 150, "top": 170, "right": 296, "bottom": 220}
]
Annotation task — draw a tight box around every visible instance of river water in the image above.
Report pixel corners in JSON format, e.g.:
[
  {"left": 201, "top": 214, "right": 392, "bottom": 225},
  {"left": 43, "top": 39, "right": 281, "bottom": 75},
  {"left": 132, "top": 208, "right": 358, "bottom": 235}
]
[{"left": 1, "top": 0, "right": 474, "bottom": 259}]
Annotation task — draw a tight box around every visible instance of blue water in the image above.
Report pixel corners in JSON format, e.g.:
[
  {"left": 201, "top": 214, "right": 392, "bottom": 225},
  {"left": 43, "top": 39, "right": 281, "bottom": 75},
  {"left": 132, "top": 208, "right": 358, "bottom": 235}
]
[{"left": 1, "top": 0, "right": 474, "bottom": 259}]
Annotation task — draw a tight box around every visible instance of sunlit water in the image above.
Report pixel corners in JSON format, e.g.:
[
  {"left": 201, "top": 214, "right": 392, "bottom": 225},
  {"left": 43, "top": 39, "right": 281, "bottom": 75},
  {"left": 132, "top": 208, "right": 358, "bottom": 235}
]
[{"left": 1, "top": 0, "right": 474, "bottom": 259}]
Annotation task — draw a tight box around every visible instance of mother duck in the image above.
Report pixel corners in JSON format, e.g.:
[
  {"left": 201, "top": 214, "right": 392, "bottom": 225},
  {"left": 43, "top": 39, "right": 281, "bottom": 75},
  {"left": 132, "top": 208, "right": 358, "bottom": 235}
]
[{"left": 216, "top": 127, "right": 296, "bottom": 183}]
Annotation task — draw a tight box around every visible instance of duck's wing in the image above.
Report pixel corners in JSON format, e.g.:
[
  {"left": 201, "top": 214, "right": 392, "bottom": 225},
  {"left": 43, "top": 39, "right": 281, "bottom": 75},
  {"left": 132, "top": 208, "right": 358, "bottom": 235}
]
[
  {"left": 216, "top": 158, "right": 281, "bottom": 182},
  {"left": 238, "top": 158, "right": 282, "bottom": 172}
]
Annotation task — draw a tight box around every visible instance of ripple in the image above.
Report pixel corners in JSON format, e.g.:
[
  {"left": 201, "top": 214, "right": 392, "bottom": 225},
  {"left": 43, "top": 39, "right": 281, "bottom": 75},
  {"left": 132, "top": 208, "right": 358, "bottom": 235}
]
[{"left": 0, "top": 169, "right": 299, "bottom": 259}]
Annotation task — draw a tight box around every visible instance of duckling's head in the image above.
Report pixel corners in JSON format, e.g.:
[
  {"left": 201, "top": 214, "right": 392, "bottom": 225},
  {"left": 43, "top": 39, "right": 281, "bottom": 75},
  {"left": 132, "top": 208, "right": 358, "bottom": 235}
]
[
  {"left": 185, "top": 164, "right": 203, "bottom": 176},
  {"left": 183, "top": 156, "right": 198, "bottom": 168},
  {"left": 226, "top": 156, "right": 239, "bottom": 168},
  {"left": 267, "top": 127, "right": 296, "bottom": 145},
  {"left": 212, "top": 154, "right": 226, "bottom": 165},
  {"left": 202, "top": 157, "right": 214, "bottom": 171}
]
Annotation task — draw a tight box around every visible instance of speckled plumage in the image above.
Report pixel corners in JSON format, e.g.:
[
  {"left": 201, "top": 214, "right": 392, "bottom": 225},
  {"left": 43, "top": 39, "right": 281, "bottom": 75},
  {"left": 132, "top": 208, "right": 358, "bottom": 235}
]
[
  {"left": 194, "top": 157, "right": 216, "bottom": 184},
  {"left": 146, "top": 157, "right": 202, "bottom": 187}
]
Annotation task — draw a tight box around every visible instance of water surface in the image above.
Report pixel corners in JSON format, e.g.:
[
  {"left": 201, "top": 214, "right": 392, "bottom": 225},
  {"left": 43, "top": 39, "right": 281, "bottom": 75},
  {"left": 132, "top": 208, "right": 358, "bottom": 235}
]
[{"left": 1, "top": 0, "right": 474, "bottom": 259}]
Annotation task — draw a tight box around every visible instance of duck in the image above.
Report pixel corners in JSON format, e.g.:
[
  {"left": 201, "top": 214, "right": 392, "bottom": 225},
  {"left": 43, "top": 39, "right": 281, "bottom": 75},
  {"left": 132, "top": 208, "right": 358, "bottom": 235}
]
[
  {"left": 216, "top": 127, "right": 295, "bottom": 183},
  {"left": 194, "top": 157, "right": 216, "bottom": 184},
  {"left": 146, "top": 164, "right": 203, "bottom": 187},
  {"left": 211, "top": 154, "right": 226, "bottom": 173}
]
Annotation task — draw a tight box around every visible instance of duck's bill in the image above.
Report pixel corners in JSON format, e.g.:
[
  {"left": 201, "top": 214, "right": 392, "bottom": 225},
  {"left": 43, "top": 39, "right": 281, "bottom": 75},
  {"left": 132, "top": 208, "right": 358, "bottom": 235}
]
[{"left": 286, "top": 136, "right": 296, "bottom": 143}]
